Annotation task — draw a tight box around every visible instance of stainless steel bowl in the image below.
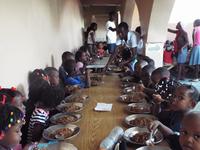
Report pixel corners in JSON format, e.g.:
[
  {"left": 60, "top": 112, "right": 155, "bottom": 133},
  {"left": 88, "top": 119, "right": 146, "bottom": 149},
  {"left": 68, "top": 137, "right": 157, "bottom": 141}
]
[
  {"left": 43, "top": 124, "right": 80, "bottom": 141},
  {"left": 57, "top": 102, "right": 83, "bottom": 113},
  {"left": 126, "top": 103, "right": 151, "bottom": 114},
  {"left": 118, "top": 94, "right": 146, "bottom": 103},
  {"left": 121, "top": 76, "right": 134, "bottom": 82},
  {"left": 123, "top": 127, "right": 163, "bottom": 145},
  {"left": 50, "top": 113, "right": 82, "bottom": 125},
  {"left": 124, "top": 114, "right": 157, "bottom": 127},
  {"left": 136, "top": 146, "right": 171, "bottom": 150},
  {"left": 121, "top": 83, "right": 134, "bottom": 88},
  {"left": 62, "top": 94, "right": 89, "bottom": 104},
  {"left": 123, "top": 86, "right": 136, "bottom": 94}
]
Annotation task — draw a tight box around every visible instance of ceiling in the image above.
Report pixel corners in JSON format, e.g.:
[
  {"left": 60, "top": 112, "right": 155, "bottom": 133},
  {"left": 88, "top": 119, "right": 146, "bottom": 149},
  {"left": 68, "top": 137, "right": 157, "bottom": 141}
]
[{"left": 80, "top": 0, "right": 123, "bottom": 7}]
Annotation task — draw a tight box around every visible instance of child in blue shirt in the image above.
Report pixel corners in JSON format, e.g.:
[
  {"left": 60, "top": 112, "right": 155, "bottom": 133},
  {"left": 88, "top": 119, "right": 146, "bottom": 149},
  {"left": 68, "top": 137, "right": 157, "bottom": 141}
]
[{"left": 63, "top": 59, "right": 90, "bottom": 88}]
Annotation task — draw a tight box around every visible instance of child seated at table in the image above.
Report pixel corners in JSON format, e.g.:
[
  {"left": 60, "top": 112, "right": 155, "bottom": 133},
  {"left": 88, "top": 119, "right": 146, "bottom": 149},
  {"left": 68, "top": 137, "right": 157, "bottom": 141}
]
[
  {"left": 59, "top": 51, "right": 75, "bottom": 85},
  {"left": 0, "top": 88, "right": 26, "bottom": 150},
  {"left": 149, "top": 111, "right": 200, "bottom": 150},
  {"left": 156, "top": 84, "right": 199, "bottom": 132},
  {"left": 79, "top": 45, "right": 91, "bottom": 61},
  {"left": 27, "top": 85, "right": 64, "bottom": 143},
  {"left": 97, "top": 42, "right": 105, "bottom": 58},
  {"left": 63, "top": 59, "right": 91, "bottom": 88},
  {"left": 0, "top": 104, "right": 25, "bottom": 150},
  {"left": 0, "top": 87, "right": 26, "bottom": 113},
  {"left": 21, "top": 69, "right": 50, "bottom": 147},
  {"left": 140, "top": 64, "right": 155, "bottom": 88},
  {"left": 75, "top": 49, "right": 88, "bottom": 74},
  {"left": 44, "top": 67, "right": 60, "bottom": 87},
  {"left": 136, "top": 67, "right": 180, "bottom": 109}
]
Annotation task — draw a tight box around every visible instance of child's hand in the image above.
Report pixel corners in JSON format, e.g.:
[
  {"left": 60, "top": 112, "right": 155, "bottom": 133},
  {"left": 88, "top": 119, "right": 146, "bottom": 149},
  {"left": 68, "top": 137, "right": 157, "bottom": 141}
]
[
  {"left": 152, "top": 94, "right": 164, "bottom": 104},
  {"left": 135, "top": 83, "right": 145, "bottom": 92},
  {"left": 149, "top": 120, "right": 161, "bottom": 132},
  {"left": 23, "top": 142, "right": 38, "bottom": 150}
]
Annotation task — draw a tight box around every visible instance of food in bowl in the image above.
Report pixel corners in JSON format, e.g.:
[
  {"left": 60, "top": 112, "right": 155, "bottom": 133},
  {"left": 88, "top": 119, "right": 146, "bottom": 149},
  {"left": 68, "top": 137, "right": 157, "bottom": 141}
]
[
  {"left": 49, "top": 128, "right": 73, "bottom": 139},
  {"left": 130, "top": 132, "right": 150, "bottom": 144},
  {"left": 129, "top": 117, "right": 154, "bottom": 127}
]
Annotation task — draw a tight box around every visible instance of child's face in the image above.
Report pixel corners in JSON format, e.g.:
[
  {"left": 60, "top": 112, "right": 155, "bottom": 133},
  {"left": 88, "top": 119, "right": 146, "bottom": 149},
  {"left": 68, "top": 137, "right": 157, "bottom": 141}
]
[
  {"left": 98, "top": 43, "right": 104, "bottom": 49},
  {"left": 81, "top": 52, "right": 87, "bottom": 62},
  {"left": 151, "top": 73, "right": 160, "bottom": 84},
  {"left": 49, "top": 71, "right": 60, "bottom": 87},
  {"left": 117, "top": 28, "right": 128, "bottom": 40},
  {"left": 171, "top": 86, "right": 194, "bottom": 111},
  {"left": 141, "top": 71, "right": 151, "bottom": 87},
  {"left": 12, "top": 95, "right": 26, "bottom": 114},
  {"left": 2, "top": 123, "right": 23, "bottom": 148},
  {"left": 179, "top": 116, "right": 200, "bottom": 150}
]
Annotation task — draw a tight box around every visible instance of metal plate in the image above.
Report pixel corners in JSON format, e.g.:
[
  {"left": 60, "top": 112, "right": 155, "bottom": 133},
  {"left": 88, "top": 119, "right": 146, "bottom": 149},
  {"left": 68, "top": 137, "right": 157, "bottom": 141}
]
[
  {"left": 43, "top": 124, "right": 80, "bottom": 141},
  {"left": 124, "top": 114, "right": 157, "bottom": 127},
  {"left": 62, "top": 94, "right": 89, "bottom": 104},
  {"left": 118, "top": 94, "right": 146, "bottom": 103},
  {"left": 126, "top": 103, "right": 151, "bottom": 114},
  {"left": 57, "top": 102, "right": 83, "bottom": 113},
  {"left": 123, "top": 87, "right": 135, "bottom": 94},
  {"left": 111, "top": 67, "right": 123, "bottom": 73},
  {"left": 50, "top": 113, "right": 82, "bottom": 125},
  {"left": 123, "top": 127, "right": 163, "bottom": 145},
  {"left": 121, "top": 76, "right": 134, "bottom": 82},
  {"left": 136, "top": 146, "right": 171, "bottom": 150}
]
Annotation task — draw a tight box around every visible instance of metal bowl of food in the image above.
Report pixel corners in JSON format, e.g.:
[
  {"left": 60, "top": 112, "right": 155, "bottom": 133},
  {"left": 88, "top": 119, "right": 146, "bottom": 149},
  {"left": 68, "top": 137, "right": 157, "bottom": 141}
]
[
  {"left": 62, "top": 94, "right": 89, "bottom": 104},
  {"left": 123, "top": 127, "right": 163, "bottom": 145},
  {"left": 57, "top": 102, "right": 83, "bottom": 113},
  {"left": 123, "top": 86, "right": 135, "bottom": 94},
  {"left": 121, "top": 76, "right": 134, "bottom": 82},
  {"left": 50, "top": 113, "right": 82, "bottom": 125},
  {"left": 124, "top": 114, "right": 157, "bottom": 127},
  {"left": 118, "top": 93, "right": 146, "bottom": 103},
  {"left": 43, "top": 124, "right": 80, "bottom": 141},
  {"left": 126, "top": 103, "right": 151, "bottom": 114},
  {"left": 136, "top": 146, "right": 171, "bottom": 150}
]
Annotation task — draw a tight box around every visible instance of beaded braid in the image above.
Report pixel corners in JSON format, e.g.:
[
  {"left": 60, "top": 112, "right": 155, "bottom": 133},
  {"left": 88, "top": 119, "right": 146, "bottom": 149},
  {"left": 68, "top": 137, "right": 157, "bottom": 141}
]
[
  {"left": 0, "top": 104, "right": 24, "bottom": 140},
  {"left": 0, "top": 86, "right": 20, "bottom": 105}
]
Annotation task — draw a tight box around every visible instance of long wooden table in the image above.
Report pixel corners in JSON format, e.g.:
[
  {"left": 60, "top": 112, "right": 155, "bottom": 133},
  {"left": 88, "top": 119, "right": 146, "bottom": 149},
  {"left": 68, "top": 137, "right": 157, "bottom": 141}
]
[
  {"left": 70, "top": 74, "right": 126, "bottom": 150},
  {"left": 70, "top": 74, "right": 170, "bottom": 150}
]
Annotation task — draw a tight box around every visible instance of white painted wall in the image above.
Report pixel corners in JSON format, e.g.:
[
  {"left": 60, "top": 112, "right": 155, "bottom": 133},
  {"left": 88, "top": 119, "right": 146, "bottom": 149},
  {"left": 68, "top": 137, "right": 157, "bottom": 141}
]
[{"left": 0, "top": 0, "right": 84, "bottom": 95}]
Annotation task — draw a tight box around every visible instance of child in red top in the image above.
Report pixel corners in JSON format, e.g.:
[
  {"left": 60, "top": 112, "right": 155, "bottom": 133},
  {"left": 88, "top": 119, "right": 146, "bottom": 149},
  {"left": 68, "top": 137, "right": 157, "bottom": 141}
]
[
  {"left": 97, "top": 42, "right": 105, "bottom": 58},
  {"left": 163, "top": 40, "right": 174, "bottom": 65}
]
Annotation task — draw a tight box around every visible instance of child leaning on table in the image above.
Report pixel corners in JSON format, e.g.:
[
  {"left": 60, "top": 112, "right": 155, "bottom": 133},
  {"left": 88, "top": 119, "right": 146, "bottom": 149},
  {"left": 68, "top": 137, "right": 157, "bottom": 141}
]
[
  {"left": 63, "top": 59, "right": 91, "bottom": 88},
  {"left": 149, "top": 111, "right": 200, "bottom": 150},
  {"left": 156, "top": 84, "right": 199, "bottom": 132},
  {"left": 136, "top": 67, "right": 181, "bottom": 109},
  {"left": 75, "top": 49, "right": 88, "bottom": 74},
  {"left": 0, "top": 104, "right": 25, "bottom": 150},
  {"left": 59, "top": 51, "right": 75, "bottom": 85},
  {"left": 26, "top": 85, "right": 64, "bottom": 143}
]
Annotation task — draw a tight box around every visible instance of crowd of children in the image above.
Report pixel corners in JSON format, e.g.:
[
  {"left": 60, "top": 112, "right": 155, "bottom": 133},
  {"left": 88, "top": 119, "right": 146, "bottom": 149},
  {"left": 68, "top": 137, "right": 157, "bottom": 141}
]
[
  {"left": 1, "top": 18, "right": 200, "bottom": 150},
  {"left": 0, "top": 42, "right": 107, "bottom": 149}
]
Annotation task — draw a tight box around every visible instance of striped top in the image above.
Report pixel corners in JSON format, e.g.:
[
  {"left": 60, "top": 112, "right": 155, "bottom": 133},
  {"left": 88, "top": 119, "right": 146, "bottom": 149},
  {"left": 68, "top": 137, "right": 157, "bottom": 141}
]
[{"left": 27, "top": 108, "right": 49, "bottom": 143}]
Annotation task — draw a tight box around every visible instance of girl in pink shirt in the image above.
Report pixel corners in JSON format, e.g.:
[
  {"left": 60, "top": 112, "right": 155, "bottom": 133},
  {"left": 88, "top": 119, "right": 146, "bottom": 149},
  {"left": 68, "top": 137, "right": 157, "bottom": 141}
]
[{"left": 189, "top": 19, "right": 200, "bottom": 81}]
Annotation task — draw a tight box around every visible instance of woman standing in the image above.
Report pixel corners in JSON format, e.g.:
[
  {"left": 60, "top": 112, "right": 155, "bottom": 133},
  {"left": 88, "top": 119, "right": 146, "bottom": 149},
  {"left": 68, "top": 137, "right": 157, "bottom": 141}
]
[
  {"left": 168, "top": 22, "right": 189, "bottom": 80},
  {"left": 87, "top": 22, "right": 97, "bottom": 57},
  {"left": 189, "top": 19, "right": 200, "bottom": 81}
]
